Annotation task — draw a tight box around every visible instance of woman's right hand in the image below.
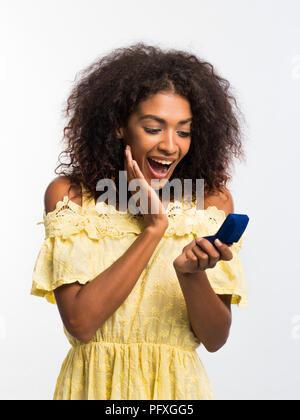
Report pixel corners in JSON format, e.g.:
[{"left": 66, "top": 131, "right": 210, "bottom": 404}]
[{"left": 124, "top": 145, "right": 169, "bottom": 231}]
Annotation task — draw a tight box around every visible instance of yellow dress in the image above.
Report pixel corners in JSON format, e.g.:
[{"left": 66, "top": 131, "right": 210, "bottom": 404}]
[{"left": 31, "top": 183, "right": 248, "bottom": 400}]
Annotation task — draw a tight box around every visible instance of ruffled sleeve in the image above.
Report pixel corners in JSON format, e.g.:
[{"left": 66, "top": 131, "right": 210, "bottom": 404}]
[
  {"left": 162, "top": 202, "right": 248, "bottom": 307},
  {"left": 205, "top": 231, "right": 248, "bottom": 306},
  {"left": 201, "top": 207, "right": 248, "bottom": 307},
  {"left": 31, "top": 196, "right": 98, "bottom": 304}
]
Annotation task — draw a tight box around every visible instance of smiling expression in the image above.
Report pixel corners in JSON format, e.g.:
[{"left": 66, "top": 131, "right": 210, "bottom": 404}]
[{"left": 117, "top": 91, "right": 192, "bottom": 189}]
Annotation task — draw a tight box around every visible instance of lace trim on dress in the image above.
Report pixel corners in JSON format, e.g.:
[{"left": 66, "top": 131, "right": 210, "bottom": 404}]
[{"left": 36, "top": 194, "right": 245, "bottom": 250}]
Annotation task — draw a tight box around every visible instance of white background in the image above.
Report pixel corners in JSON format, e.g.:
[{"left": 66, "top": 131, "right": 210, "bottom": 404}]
[{"left": 0, "top": 0, "right": 299, "bottom": 400}]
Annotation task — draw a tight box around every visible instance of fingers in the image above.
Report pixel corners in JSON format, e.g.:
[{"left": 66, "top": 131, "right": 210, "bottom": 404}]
[
  {"left": 175, "top": 237, "right": 234, "bottom": 275},
  {"left": 195, "top": 238, "right": 233, "bottom": 262},
  {"left": 186, "top": 249, "right": 198, "bottom": 264},
  {"left": 194, "top": 239, "right": 220, "bottom": 268},
  {"left": 124, "top": 146, "right": 165, "bottom": 218},
  {"left": 190, "top": 245, "right": 209, "bottom": 270},
  {"left": 213, "top": 239, "right": 233, "bottom": 261},
  {"left": 131, "top": 156, "right": 142, "bottom": 177},
  {"left": 124, "top": 145, "right": 137, "bottom": 182},
  {"left": 185, "top": 249, "right": 200, "bottom": 271}
]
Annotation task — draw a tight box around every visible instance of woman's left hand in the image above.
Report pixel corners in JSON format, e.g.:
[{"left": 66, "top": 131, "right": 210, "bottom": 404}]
[{"left": 173, "top": 237, "right": 233, "bottom": 275}]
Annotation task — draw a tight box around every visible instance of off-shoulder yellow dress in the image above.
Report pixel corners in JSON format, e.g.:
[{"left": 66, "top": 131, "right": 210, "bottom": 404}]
[{"left": 31, "top": 183, "right": 247, "bottom": 400}]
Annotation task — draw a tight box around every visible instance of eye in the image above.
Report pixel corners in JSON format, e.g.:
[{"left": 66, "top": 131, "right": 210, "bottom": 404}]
[
  {"left": 143, "top": 127, "right": 161, "bottom": 134},
  {"left": 143, "top": 127, "right": 191, "bottom": 137},
  {"left": 177, "top": 131, "right": 191, "bottom": 138}
]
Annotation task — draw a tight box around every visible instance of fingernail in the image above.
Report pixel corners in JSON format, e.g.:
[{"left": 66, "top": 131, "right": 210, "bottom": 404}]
[
  {"left": 196, "top": 238, "right": 202, "bottom": 244},
  {"left": 215, "top": 239, "right": 222, "bottom": 246}
]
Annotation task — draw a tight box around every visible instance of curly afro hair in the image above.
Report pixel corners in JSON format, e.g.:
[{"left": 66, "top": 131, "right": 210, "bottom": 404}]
[{"left": 55, "top": 42, "right": 246, "bottom": 206}]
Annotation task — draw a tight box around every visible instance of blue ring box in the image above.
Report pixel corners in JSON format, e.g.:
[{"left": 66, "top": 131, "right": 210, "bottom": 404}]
[{"left": 203, "top": 213, "right": 249, "bottom": 248}]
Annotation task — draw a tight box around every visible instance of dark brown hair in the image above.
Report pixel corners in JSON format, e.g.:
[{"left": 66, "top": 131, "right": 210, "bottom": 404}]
[{"left": 55, "top": 42, "right": 246, "bottom": 205}]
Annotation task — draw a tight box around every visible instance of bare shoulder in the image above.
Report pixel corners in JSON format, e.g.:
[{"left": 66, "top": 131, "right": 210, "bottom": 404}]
[
  {"left": 204, "top": 187, "right": 234, "bottom": 216},
  {"left": 44, "top": 175, "right": 82, "bottom": 215}
]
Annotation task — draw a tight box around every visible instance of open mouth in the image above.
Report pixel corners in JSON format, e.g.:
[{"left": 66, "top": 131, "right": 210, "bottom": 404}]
[{"left": 146, "top": 157, "right": 175, "bottom": 179}]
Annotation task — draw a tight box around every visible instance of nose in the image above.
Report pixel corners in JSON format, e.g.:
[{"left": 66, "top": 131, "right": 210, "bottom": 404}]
[{"left": 157, "top": 129, "right": 178, "bottom": 156}]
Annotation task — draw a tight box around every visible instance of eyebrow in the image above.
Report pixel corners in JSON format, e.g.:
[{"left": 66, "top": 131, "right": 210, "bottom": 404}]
[{"left": 139, "top": 114, "right": 192, "bottom": 125}]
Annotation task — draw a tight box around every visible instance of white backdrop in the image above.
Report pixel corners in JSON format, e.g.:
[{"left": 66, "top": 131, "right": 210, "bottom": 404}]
[{"left": 0, "top": 0, "right": 299, "bottom": 400}]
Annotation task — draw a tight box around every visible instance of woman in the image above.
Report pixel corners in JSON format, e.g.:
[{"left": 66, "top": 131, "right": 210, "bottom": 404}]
[{"left": 31, "top": 42, "right": 247, "bottom": 400}]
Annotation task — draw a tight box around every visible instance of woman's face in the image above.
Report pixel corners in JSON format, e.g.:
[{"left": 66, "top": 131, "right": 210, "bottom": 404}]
[{"left": 117, "top": 91, "right": 192, "bottom": 189}]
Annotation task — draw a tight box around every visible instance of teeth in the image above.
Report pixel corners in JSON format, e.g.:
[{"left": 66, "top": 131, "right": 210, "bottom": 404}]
[{"left": 149, "top": 158, "right": 173, "bottom": 165}]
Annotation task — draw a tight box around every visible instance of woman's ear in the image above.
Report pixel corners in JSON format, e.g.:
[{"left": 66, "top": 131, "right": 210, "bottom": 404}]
[{"left": 116, "top": 127, "right": 124, "bottom": 140}]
